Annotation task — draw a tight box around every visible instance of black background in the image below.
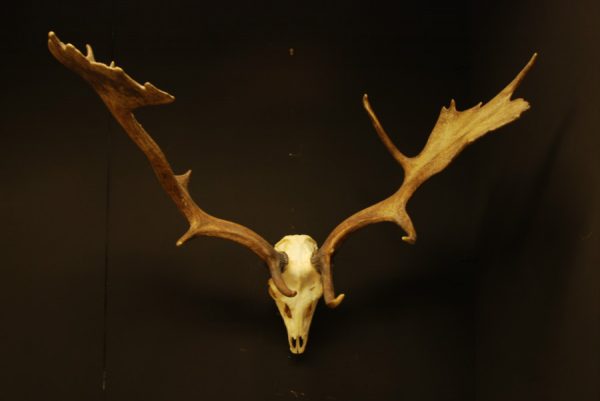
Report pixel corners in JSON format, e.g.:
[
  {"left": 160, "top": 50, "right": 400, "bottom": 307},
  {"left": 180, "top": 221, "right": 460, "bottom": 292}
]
[{"left": 1, "top": 1, "right": 598, "bottom": 400}]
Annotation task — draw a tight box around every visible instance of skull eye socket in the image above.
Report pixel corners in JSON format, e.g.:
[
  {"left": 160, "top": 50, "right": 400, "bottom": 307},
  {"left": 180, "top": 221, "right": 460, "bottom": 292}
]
[{"left": 284, "top": 304, "right": 292, "bottom": 318}]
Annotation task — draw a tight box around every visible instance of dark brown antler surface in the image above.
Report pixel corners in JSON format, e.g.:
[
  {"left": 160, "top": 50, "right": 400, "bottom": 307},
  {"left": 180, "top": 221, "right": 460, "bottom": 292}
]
[
  {"left": 316, "top": 53, "right": 537, "bottom": 308},
  {"left": 48, "top": 31, "right": 295, "bottom": 297}
]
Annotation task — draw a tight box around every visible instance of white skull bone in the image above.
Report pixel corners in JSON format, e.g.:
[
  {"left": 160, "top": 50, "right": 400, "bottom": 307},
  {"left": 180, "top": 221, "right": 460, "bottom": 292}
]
[{"left": 268, "top": 235, "right": 323, "bottom": 354}]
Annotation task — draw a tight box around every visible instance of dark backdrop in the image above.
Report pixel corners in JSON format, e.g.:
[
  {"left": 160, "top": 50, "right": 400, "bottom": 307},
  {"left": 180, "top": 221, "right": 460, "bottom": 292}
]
[{"left": 1, "top": 1, "right": 598, "bottom": 400}]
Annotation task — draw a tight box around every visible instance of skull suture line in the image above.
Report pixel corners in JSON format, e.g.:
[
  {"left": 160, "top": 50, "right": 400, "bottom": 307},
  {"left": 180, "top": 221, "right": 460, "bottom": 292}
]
[{"left": 48, "top": 31, "right": 536, "bottom": 354}]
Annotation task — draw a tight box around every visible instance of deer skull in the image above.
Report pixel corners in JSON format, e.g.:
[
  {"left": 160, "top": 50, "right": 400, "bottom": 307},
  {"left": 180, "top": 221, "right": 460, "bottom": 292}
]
[{"left": 268, "top": 235, "right": 323, "bottom": 354}]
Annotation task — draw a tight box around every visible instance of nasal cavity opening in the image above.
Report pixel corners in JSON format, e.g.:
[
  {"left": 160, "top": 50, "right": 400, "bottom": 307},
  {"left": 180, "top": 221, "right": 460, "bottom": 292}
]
[
  {"left": 291, "top": 337, "right": 297, "bottom": 348},
  {"left": 299, "top": 336, "right": 304, "bottom": 349}
]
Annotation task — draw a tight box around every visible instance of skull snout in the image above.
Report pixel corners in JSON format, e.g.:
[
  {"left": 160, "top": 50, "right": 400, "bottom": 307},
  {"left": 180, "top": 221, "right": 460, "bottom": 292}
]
[{"left": 289, "top": 335, "right": 307, "bottom": 354}]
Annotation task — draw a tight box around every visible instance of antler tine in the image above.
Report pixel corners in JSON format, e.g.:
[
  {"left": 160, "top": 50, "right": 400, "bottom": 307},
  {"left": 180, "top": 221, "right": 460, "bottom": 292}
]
[
  {"left": 48, "top": 31, "right": 295, "bottom": 297},
  {"left": 316, "top": 53, "right": 537, "bottom": 308},
  {"left": 362, "top": 94, "right": 411, "bottom": 171}
]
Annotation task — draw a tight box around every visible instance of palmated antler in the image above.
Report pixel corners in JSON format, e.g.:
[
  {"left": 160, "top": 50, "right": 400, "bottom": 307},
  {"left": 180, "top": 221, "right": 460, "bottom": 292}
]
[
  {"left": 316, "top": 54, "right": 537, "bottom": 308},
  {"left": 48, "top": 31, "right": 295, "bottom": 297}
]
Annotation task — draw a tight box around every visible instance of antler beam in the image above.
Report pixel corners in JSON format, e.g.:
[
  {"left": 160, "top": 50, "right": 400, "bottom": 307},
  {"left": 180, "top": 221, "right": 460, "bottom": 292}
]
[{"left": 315, "top": 54, "right": 537, "bottom": 308}]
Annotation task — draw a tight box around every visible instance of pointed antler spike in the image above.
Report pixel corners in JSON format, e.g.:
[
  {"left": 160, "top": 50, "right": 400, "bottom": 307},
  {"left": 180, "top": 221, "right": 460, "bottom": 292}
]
[
  {"left": 503, "top": 52, "right": 538, "bottom": 96},
  {"left": 176, "top": 169, "right": 192, "bottom": 190},
  {"left": 85, "top": 44, "right": 95, "bottom": 61},
  {"left": 362, "top": 93, "right": 410, "bottom": 169},
  {"left": 326, "top": 293, "right": 345, "bottom": 309},
  {"left": 176, "top": 224, "right": 200, "bottom": 246}
]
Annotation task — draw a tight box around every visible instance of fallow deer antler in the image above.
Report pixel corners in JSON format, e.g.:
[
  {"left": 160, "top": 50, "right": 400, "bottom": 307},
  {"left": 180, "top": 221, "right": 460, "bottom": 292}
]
[
  {"left": 47, "top": 31, "right": 295, "bottom": 297},
  {"left": 315, "top": 54, "right": 537, "bottom": 308}
]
